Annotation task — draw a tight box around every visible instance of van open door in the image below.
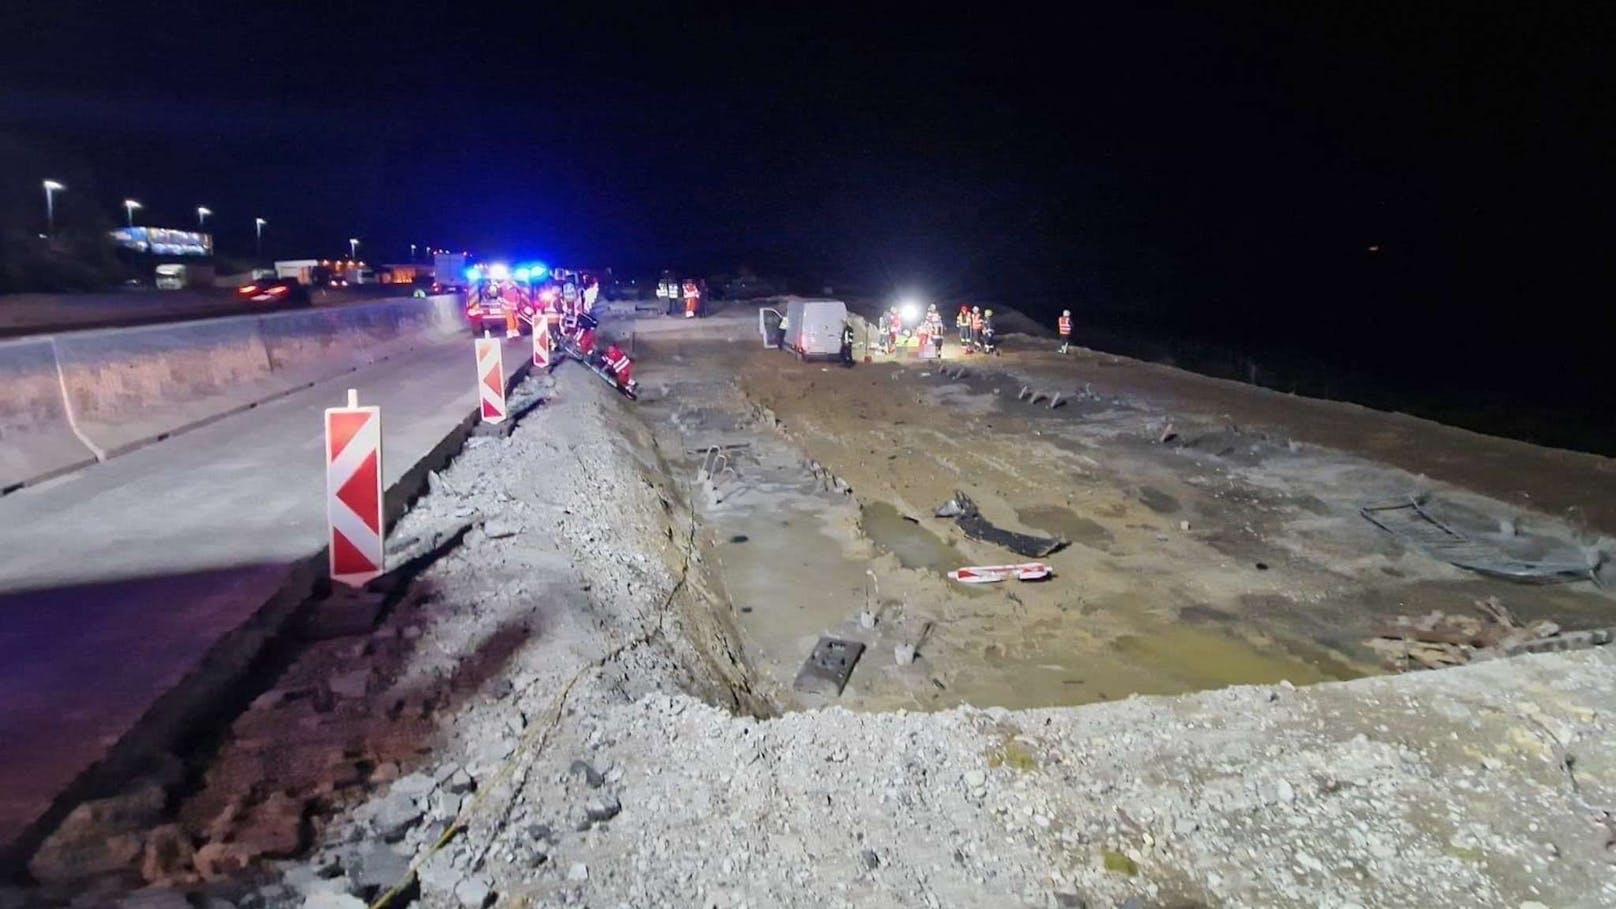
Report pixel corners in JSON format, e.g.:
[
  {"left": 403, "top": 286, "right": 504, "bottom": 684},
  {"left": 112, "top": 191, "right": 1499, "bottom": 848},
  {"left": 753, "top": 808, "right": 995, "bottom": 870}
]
[{"left": 759, "top": 307, "right": 783, "bottom": 348}]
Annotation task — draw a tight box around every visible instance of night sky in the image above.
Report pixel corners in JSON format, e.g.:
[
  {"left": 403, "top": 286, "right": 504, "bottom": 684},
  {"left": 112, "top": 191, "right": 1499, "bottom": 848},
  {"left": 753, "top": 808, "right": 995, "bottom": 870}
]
[{"left": 3, "top": 2, "right": 1612, "bottom": 437}]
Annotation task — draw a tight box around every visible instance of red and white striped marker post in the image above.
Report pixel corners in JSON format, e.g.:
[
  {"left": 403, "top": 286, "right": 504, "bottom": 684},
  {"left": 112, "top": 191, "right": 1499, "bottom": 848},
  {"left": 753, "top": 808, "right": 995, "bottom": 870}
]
[
  {"left": 325, "top": 388, "right": 384, "bottom": 587},
  {"left": 532, "top": 324, "right": 552, "bottom": 369},
  {"left": 476, "top": 335, "right": 507, "bottom": 423}
]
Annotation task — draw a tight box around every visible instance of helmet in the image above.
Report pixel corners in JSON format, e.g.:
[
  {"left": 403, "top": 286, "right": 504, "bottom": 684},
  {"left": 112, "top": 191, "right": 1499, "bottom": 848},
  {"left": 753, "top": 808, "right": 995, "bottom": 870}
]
[
  {"left": 972, "top": 306, "right": 980, "bottom": 312},
  {"left": 1062, "top": 309, "right": 1071, "bottom": 317},
  {"left": 927, "top": 303, "right": 937, "bottom": 311},
  {"left": 985, "top": 309, "right": 994, "bottom": 316}
]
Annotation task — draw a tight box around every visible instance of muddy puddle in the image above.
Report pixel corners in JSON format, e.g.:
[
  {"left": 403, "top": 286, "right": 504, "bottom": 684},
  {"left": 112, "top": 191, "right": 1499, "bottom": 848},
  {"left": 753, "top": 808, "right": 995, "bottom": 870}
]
[
  {"left": 926, "top": 617, "right": 1360, "bottom": 711},
  {"left": 859, "top": 502, "right": 963, "bottom": 573},
  {"left": 1016, "top": 504, "right": 1114, "bottom": 551}
]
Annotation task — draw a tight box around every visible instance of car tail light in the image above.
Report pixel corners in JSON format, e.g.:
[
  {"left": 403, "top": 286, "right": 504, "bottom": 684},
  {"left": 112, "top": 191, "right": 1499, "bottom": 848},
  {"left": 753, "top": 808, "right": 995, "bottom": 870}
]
[
  {"left": 239, "top": 284, "right": 258, "bottom": 294},
  {"left": 268, "top": 285, "right": 288, "bottom": 296}
]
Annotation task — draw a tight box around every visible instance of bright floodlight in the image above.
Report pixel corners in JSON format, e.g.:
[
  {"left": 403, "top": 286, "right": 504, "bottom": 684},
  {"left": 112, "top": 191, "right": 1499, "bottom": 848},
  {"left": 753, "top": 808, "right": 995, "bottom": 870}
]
[
  {"left": 899, "top": 299, "right": 921, "bottom": 324},
  {"left": 124, "top": 199, "right": 141, "bottom": 210},
  {"left": 487, "top": 263, "right": 511, "bottom": 281},
  {"left": 43, "top": 180, "right": 64, "bottom": 191},
  {"left": 197, "top": 206, "right": 212, "bottom": 217}
]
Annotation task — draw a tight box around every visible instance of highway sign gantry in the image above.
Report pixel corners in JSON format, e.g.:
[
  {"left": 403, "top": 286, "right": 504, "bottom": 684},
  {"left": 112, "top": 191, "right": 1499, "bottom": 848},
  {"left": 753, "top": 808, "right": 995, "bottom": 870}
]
[{"left": 324, "top": 388, "right": 384, "bottom": 587}]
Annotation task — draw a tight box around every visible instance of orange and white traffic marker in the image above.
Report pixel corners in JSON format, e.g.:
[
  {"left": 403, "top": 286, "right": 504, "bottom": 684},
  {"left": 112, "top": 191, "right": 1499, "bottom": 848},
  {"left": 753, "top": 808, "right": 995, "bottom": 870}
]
[
  {"left": 476, "top": 335, "right": 507, "bottom": 423},
  {"left": 325, "top": 388, "right": 384, "bottom": 587},
  {"left": 533, "top": 326, "right": 552, "bottom": 369}
]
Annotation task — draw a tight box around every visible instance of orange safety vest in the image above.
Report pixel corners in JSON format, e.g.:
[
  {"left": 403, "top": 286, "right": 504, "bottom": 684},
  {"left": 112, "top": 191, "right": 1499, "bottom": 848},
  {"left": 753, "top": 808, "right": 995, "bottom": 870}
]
[
  {"left": 970, "top": 312, "right": 983, "bottom": 331},
  {"left": 956, "top": 310, "right": 969, "bottom": 328},
  {"left": 1058, "top": 315, "right": 1072, "bottom": 335}
]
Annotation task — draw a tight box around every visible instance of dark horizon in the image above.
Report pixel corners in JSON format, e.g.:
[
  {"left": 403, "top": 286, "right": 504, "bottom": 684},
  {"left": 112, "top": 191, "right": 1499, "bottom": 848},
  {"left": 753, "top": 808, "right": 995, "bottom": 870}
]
[{"left": 3, "top": 2, "right": 1612, "bottom": 433}]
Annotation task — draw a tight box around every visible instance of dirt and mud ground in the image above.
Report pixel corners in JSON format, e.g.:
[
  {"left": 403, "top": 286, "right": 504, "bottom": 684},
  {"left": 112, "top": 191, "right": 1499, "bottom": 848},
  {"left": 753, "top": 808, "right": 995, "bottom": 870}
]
[{"left": 622, "top": 322, "right": 1612, "bottom": 713}]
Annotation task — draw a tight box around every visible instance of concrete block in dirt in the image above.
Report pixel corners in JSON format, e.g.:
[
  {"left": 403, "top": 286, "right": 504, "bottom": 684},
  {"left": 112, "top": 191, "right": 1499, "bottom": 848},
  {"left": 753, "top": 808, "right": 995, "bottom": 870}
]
[
  {"left": 345, "top": 841, "right": 412, "bottom": 898},
  {"left": 792, "top": 637, "right": 866, "bottom": 696},
  {"left": 372, "top": 791, "right": 424, "bottom": 842}
]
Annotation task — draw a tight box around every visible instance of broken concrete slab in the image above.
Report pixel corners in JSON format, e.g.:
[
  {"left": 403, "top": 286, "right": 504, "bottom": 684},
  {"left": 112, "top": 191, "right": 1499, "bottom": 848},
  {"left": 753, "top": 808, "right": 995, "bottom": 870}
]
[
  {"left": 344, "top": 841, "right": 411, "bottom": 898},
  {"left": 792, "top": 637, "right": 866, "bottom": 696}
]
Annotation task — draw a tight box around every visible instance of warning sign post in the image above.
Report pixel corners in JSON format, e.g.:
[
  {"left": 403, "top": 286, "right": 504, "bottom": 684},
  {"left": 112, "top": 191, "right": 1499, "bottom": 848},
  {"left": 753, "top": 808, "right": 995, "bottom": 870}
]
[
  {"left": 476, "top": 336, "right": 507, "bottom": 423},
  {"left": 533, "top": 326, "right": 552, "bottom": 369},
  {"left": 324, "top": 388, "right": 384, "bottom": 587}
]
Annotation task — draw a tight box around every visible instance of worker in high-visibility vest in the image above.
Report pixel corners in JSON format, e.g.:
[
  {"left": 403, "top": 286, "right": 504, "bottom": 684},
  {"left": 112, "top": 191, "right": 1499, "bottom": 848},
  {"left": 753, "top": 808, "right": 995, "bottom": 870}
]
[
  {"left": 956, "top": 306, "right": 970, "bottom": 347},
  {"left": 683, "top": 279, "right": 701, "bottom": 319},
  {"left": 1058, "top": 310, "right": 1073, "bottom": 354},
  {"left": 498, "top": 281, "right": 522, "bottom": 338},
  {"left": 968, "top": 306, "right": 984, "bottom": 354}
]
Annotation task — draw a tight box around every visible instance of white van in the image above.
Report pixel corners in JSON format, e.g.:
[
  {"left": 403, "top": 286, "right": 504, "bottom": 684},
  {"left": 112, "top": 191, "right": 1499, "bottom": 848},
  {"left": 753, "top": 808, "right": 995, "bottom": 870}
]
[{"left": 759, "top": 298, "right": 848, "bottom": 360}]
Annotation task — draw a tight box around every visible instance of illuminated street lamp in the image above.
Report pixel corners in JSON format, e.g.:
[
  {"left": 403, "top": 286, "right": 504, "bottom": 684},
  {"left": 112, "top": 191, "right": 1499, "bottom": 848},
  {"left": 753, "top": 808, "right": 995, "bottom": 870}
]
[
  {"left": 123, "top": 198, "right": 142, "bottom": 227},
  {"left": 410, "top": 243, "right": 416, "bottom": 260},
  {"left": 42, "top": 180, "right": 64, "bottom": 236},
  {"left": 255, "top": 217, "right": 267, "bottom": 259},
  {"left": 196, "top": 206, "right": 212, "bottom": 228},
  {"left": 349, "top": 237, "right": 360, "bottom": 259}
]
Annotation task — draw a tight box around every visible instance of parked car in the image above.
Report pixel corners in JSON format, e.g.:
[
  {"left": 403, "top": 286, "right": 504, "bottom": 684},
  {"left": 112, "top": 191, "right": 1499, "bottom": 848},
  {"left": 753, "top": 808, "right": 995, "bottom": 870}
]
[{"left": 237, "top": 278, "right": 311, "bottom": 305}]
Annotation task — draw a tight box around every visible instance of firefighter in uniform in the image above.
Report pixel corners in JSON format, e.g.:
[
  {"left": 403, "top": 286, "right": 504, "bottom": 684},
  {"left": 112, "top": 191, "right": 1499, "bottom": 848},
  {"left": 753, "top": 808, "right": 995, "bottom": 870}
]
[
  {"left": 926, "top": 305, "right": 945, "bottom": 359},
  {"left": 956, "top": 305, "right": 971, "bottom": 347},
  {"left": 488, "top": 280, "right": 520, "bottom": 338},
  {"left": 968, "top": 306, "right": 984, "bottom": 353},
  {"left": 981, "top": 308, "right": 998, "bottom": 355},
  {"left": 839, "top": 320, "right": 856, "bottom": 366},
  {"left": 1058, "top": 309, "right": 1073, "bottom": 354},
  {"left": 886, "top": 307, "right": 903, "bottom": 355},
  {"left": 683, "top": 279, "right": 701, "bottom": 319},
  {"left": 602, "top": 342, "right": 636, "bottom": 392},
  {"left": 544, "top": 291, "right": 564, "bottom": 344},
  {"left": 581, "top": 275, "right": 600, "bottom": 315}
]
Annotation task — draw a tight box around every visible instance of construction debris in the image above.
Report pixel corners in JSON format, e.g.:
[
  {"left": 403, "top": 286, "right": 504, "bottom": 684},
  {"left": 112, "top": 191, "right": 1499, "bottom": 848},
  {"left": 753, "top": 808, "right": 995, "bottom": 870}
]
[
  {"left": 1366, "top": 597, "right": 1613, "bottom": 671},
  {"left": 1361, "top": 499, "right": 1596, "bottom": 583},
  {"left": 936, "top": 492, "right": 1064, "bottom": 558}
]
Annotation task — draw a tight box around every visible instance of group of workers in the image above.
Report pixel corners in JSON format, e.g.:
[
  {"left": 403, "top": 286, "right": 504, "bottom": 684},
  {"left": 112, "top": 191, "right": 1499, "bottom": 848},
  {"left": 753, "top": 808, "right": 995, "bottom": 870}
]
[
  {"left": 470, "top": 270, "right": 637, "bottom": 394},
  {"left": 656, "top": 276, "right": 705, "bottom": 319},
  {"left": 868, "top": 304, "right": 1078, "bottom": 359}
]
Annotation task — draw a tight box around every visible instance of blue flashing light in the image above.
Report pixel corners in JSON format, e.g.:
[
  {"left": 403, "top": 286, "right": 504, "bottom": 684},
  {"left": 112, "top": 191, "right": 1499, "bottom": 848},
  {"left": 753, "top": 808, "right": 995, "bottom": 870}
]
[
  {"left": 464, "top": 265, "right": 482, "bottom": 282},
  {"left": 513, "top": 267, "right": 531, "bottom": 282}
]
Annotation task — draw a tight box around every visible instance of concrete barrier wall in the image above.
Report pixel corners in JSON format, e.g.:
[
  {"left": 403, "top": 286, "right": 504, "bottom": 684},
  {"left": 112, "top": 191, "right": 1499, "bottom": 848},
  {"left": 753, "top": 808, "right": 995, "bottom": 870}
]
[
  {"left": 0, "top": 338, "right": 97, "bottom": 491},
  {"left": 0, "top": 295, "right": 464, "bottom": 491}
]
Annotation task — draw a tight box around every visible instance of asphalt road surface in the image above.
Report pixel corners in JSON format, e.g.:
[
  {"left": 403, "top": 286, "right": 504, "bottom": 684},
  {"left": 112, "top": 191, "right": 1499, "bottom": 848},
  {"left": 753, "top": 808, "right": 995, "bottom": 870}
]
[
  {"left": 0, "top": 285, "right": 432, "bottom": 339},
  {"left": 0, "top": 333, "right": 527, "bottom": 861}
]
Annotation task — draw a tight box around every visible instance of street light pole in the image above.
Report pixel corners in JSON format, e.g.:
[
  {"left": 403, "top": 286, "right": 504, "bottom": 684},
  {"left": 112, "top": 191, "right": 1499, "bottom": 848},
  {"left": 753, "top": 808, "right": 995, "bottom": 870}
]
[
  {"left": 349, "top": 238, "right": 360, "bottom": 260},
  {"left": 123, "top": 198, "right": 142, "bottom": 228},
  {"left": 255, "top": 217, "right": 267, "bottom": 260},
  {"left": 196, "top": 206, "right": 212, "bottom": 229},
  {"left": 410, "top": 243, "right": 416, "bottom": 261},
  {"left": 43, "top": 180, "right": 64, "bottom": 236}
]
